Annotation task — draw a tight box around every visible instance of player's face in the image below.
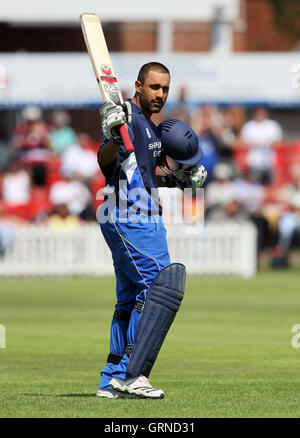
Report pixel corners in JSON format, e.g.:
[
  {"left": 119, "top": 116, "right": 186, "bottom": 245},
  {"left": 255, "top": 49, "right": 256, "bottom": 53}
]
[{"left": 136, "top": 70, "right": 170, "bottom": 116}]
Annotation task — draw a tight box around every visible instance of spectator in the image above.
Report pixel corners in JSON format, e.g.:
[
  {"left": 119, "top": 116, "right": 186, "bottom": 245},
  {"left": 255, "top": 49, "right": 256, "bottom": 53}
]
[
  {"left": 205, "top": 162, "right": 246, "bottom": 222},
  {"left": 76, "top": 132, "right": 99, "bottom": 154},
  {"left": 234, "top": 170, "right": 265, "bottom": 214},
  {"left": 49, "top": 110, "right": 77, "bottom": 155},
  {"left": 240, "top": 107, "right": 283, "bottom": 185},
  {"left": 234, "top": 170, "right": 270, "bottom": 249},
  {"left": 193, "top": 107, "right": 220, "bottom": 182},
  {"left": 217, "top": 107, "right": 239, "bottom": 156},
  {"left": 47, "top": 203, "right": 80, "bottom": 229},
  {"left": 49, "top": 178, "right": 94, "bottom": 220},
  {"left": 190, "top": 105, "right": 237, "bottom": 183},
  {"left": 0, "top": 160, "right": 31, "bottom": 206},
  {"left": 12, "top": 106, "right": 50, "bottom": 152},
  {"left": 271, "top": 162, "right": 300, "bottom": 266},
  {"left": 11, "top": 105, "right": 52, "bottom": 186},
  {"left": 0, "top": 159, "right": 52, "bottom": 222},
  {"left": 60, "top": 134, "right": 99, "bottom": 184},
  {"left": 167, "top": 86, "right": 191, "bottom": 124}
]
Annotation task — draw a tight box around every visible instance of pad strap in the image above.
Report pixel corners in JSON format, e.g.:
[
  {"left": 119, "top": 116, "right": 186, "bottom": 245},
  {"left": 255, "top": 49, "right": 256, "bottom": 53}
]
[
  {"left": 134, "top": 301, "right": 144, "bottom": 313},
  {"left": 106, "top": 308, "right": 132, "bottom": 366},
  {"left": 124, "top": 344, "right": 134, "bottom": 355},
  {"left": 113, "top": 309, "right": 131, "bottom": 322},
  {"left": 106, "top": 343, "right": 133, "bottom": 365},
  {"left": 107, "top": 353, "right": 123, "bottom": 365}
]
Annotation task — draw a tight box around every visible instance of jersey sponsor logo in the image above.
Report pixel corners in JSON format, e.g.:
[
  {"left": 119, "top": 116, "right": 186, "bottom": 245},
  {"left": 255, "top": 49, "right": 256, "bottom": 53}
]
[
  {"left": 148, "top": 141, "right": 161, "bottom": 150},
  {"left": 148, "top": 141, "right": 162, "bottom": 158}
]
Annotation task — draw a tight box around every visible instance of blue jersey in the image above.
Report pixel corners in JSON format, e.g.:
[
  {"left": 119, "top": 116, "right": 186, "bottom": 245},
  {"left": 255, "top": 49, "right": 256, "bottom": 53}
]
[{"left": 99, "top": 101, "right": 163, "bottom": 221}]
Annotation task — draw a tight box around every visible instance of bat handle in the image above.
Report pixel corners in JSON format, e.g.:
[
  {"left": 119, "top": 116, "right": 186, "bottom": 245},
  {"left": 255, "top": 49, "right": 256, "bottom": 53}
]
[{"left": 119, "top": 124, "right": 134, "bottom": 152}]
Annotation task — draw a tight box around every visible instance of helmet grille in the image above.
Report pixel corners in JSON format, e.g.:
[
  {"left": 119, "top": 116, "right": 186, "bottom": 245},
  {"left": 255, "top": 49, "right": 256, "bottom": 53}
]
[
  {"left": 161, "top": 119, "right": 177, "bottom": 132},
  {"left": 184, "top": 131, "right": 193, "bottom": 140}
]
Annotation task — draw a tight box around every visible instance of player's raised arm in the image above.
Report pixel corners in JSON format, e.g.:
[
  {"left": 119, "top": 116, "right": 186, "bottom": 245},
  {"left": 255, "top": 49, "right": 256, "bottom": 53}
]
[
  {"left": 97, "top": 138, "right": 121, "bottom": 169},
  {"left": 97, "top": 100, "right": 132, "bottom": 168}
]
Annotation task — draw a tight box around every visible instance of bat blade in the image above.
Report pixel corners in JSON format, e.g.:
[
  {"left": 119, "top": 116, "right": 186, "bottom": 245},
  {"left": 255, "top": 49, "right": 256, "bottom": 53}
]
[{"left": 80, "top": 12, "right": 134, "bottom": 152}]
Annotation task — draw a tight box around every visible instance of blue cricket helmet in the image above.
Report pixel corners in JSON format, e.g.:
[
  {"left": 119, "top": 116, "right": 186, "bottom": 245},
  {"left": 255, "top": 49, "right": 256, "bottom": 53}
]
[{"left": 158, "top": 118, "right": 203, "bottom": 166}]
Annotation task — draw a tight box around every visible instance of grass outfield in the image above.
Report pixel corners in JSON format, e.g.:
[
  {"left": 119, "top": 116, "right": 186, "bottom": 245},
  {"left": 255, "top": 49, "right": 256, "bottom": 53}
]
[{"left": 1, "top": 271, "right": 300, "bottom": 418}]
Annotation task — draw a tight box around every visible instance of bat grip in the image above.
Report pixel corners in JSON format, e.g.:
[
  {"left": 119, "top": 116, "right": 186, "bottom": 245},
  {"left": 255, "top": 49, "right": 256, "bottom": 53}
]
[{"left": 119, "top": 124, "right": 134, "bottom": 152}]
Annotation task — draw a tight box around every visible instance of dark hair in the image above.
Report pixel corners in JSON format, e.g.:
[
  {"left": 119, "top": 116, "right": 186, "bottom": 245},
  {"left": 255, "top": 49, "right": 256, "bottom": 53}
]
[{"left": 137, "top": 62, "right": 170, "bottom": 84}]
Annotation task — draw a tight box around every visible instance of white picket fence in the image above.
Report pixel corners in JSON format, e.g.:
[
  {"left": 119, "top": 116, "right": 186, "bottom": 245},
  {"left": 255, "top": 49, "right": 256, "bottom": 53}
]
[{"left": 0, "top": 222, "right": 257, "bottom": 278}]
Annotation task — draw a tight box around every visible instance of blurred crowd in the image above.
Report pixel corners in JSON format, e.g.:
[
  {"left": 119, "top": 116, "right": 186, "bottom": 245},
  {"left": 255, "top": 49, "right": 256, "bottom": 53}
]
[
  {"left": 1, "top": 101, "right": 300, "bottom": 266},
  {"left": 156, "top": 100, "right": 300, "bottom": 267},
  {"left": 0, "top": 105, "right": 105, "bottom": 259}
]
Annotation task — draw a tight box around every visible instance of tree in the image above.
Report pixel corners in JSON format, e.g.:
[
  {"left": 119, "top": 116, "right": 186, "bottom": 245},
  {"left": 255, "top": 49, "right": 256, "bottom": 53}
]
[{"left": 269, "top": 0, "right": 300, "bottom": 39}]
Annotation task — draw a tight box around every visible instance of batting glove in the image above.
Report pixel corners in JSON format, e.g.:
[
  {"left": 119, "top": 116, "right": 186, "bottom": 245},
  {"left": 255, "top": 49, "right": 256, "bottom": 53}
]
[
  {"left": 188, "top": 165, "right": 208, "bottom": 189},
  {"left": 99, "top": 100, "right": 132, "bottom": 144},
  {"left": 162, "top": 165, "right": 207, "bottom": 191}
]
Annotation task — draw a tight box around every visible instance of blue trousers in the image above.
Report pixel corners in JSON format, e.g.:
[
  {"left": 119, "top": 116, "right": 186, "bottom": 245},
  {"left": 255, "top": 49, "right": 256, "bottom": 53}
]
[{"left": 98, "top": 216, "right": 170, "bottom": 389}]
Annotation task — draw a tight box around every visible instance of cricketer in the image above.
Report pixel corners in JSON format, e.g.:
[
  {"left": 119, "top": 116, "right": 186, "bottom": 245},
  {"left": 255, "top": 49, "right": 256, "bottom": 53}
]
[{"left": 96, "top": 62, "right": 207, "bottom": 398}]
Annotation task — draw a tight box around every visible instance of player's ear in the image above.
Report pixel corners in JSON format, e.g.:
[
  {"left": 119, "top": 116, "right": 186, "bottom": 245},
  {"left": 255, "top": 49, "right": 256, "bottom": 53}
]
[{"left": 135, "top": 80, "right": 142, "bottom": 94}]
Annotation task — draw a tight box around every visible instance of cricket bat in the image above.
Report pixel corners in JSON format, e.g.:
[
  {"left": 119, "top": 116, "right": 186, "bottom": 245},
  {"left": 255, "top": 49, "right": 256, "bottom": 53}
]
[{"left": 80, "top": 12, "right": 134, "bottom": 152}]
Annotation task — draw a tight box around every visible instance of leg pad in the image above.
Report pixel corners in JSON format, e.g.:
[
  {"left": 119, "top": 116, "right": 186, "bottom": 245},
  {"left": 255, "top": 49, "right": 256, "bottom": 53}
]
[{"left": 127, "top": 263, "right": 186, "bottom": 378}]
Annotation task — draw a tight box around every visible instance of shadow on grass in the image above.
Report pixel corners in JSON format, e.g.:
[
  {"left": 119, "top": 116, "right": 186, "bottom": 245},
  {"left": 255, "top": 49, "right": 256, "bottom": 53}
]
[
  {"left": 22, "top": 393, "right": 95, "bottom": 398},
  {"left": 57, "top": 394, "right": 95, "bottom": 398}
]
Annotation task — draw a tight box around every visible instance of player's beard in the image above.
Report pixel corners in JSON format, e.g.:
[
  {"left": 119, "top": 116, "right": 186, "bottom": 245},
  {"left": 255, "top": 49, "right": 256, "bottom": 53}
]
[
  {"left": 151, "top": 99, "right": 164, "bottom": 113},
  {"left": 140, "top": 95, "right": 164, "bottom": 116}
]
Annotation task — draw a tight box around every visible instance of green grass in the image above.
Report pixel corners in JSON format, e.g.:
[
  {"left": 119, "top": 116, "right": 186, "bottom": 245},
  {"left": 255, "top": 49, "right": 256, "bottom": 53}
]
[{"left": 1, "top": 271, "right": 300, "bottom": 418}]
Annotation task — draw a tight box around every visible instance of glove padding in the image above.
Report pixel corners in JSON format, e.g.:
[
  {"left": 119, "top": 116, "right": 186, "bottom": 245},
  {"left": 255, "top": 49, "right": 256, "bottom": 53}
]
[
  {"left": 99, "top": 100, "right": 132, "bottom": 144},
  {"left": 162, "top": 165, "right": 208, "bottom": 191}
]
